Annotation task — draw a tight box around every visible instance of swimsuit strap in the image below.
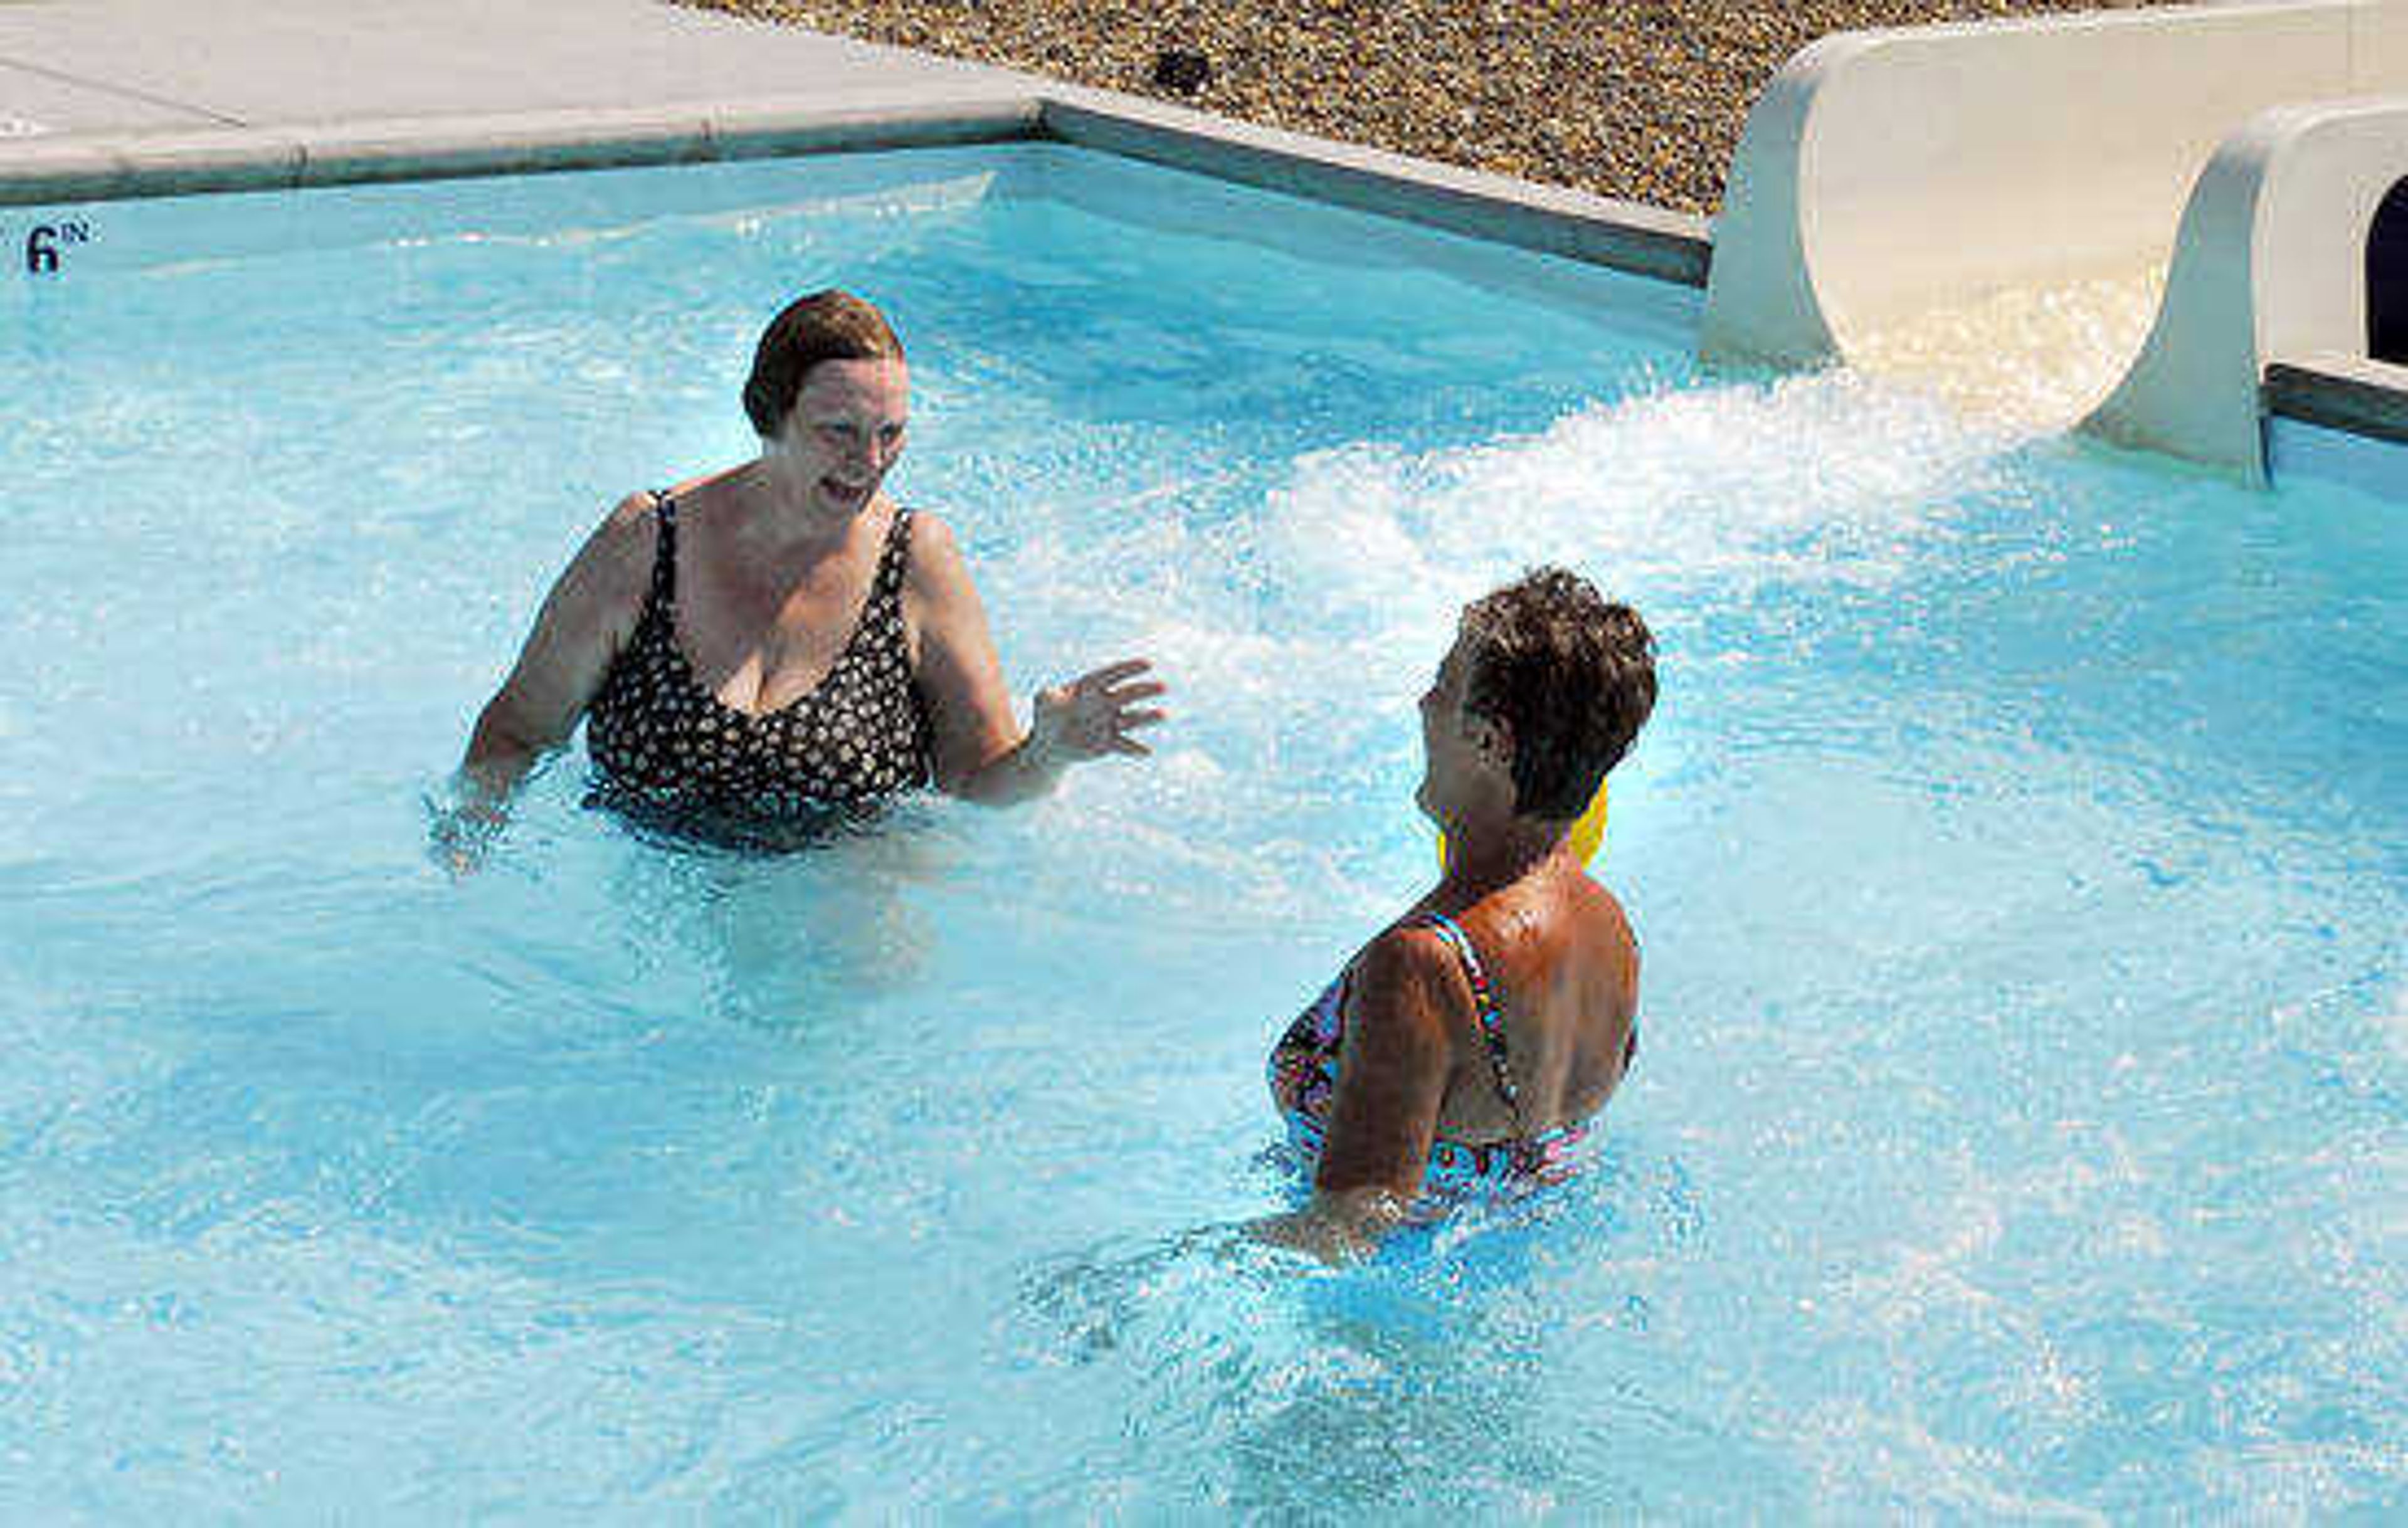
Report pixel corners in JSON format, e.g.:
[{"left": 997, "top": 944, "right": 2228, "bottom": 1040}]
[
  {"left": 870, "top": 503, "right": 915, "bottom": 608},
  {"left": 645, "top": 488, "right": 679, "bottom": 608},
  {"left": 1413, "top": 912, "right": 1524, "bottom": 1124}
]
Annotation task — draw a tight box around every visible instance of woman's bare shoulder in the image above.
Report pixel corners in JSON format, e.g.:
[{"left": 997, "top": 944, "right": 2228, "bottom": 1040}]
[
  {"left": 898, "top": 506, "right": 978, "bottom": 603},
  {"left": 1570, "top": 871, "right": 1635, "bottom": 930},
  {"left": 1565, "top": 875, "right": 1641, "bottom": 1014},
  {"left": 1358, "top": 920, "right": 1477, "bottom": 1014},
  {"left": 902, "top": 504, "right": 964, "bottom": 563},
  {"left": 536, "top": 491, "right": 661, "bottom": 630},
  {"left": 589, "top": 489, "right": 662, "bottom": 573},
  {"left": 600, "top": 488, "right": 659, "bottom": 534},
  {"left": 1346, "top": 922, "right": 1470, "bottom": 1057}
]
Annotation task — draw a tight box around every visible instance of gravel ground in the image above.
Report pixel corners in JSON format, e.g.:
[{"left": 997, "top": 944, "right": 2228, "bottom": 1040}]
[{"left": 683, "top": 0, "right": 2175, "bottom": 213}]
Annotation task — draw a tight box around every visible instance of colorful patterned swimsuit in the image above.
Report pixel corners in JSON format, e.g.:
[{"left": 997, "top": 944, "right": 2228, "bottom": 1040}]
[
  {"left": 1268, "top": 912, "right": 1596, "bottom": 1198},
  {"left": 586, "top": 492, "right": 934, "bottom": 831}
]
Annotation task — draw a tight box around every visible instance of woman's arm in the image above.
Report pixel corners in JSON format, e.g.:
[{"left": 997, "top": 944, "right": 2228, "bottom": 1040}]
[
  {"left": 905, "top": 510, "right": 1165, "bottom": 805},
  {"left": 457, "top": 493, "right": 657, "bottom": 808},
  {"left": 1251, "top": 927, "right": 1460, "bottom": 1263}
]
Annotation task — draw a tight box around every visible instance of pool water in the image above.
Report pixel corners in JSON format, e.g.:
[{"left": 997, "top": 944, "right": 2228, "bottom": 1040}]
[{"left": 3, "top": 144, "right": 2404, "bottom": 1519}]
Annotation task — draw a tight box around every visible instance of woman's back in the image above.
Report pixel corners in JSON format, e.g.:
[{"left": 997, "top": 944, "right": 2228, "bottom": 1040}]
[
  {"left": 1424, "top": 861, "right": 1639, "bottom": 1147},
  {"left": 1267, "top": 851, "right": 1639, "bottom": 1198}
]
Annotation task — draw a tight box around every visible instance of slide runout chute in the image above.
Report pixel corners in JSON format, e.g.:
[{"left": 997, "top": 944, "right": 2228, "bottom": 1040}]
[{"left": 1702, "top": 1, "right": 2408, "bottom": 480}]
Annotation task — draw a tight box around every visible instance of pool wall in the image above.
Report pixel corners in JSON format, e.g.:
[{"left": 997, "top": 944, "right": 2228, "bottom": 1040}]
[
  {"left": 1034, "top": 93, "right": 1708, "bottom": 288},
  {"left": 2266, "top": 354, "right": 2408, "bottom": 491}
]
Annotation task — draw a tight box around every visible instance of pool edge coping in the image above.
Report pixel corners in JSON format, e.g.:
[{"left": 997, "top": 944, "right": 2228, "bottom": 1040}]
[
  {"left": 1033, "top": 90, "right": 1711, "bottom": 289},
  {"left": 0, "top": 90, "right": 1715, "bottom": 290},
  {"left": 0, "top": 98, "right": 1044, "bottom": 204},
  {"left": 2263, "top": 352, "right": 2408, "bottom": 449}
]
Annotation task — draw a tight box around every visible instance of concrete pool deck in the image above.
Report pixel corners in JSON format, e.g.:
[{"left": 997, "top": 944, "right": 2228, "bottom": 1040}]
[{"left": 0, "top": 0, "right": 1035, "bottom": 134}]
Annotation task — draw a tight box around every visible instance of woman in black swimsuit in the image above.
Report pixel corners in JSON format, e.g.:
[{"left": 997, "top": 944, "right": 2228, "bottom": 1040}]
[{"left": 456, "top": 290, "right": 1165, "bottom": 838}]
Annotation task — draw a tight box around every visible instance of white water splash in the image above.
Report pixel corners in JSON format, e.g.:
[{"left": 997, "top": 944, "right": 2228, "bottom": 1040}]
[{"left": 1846, "top": 265, "right": 2169, "bottom": 432}]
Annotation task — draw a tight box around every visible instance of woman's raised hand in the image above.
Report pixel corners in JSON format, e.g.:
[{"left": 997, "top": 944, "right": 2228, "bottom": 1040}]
[{"left": 1030, "top": 658, "right": 1168, "bottom": 763}]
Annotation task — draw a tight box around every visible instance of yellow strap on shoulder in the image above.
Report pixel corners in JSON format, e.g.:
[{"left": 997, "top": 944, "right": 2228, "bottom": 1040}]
[{"left": 1437, "top": 778, "right": 1609, "bottom": 870}]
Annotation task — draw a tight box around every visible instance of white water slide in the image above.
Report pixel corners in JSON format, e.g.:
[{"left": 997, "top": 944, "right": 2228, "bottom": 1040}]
[{"left": 1701, "top": 0, "right": 2408, "bottom": 482}]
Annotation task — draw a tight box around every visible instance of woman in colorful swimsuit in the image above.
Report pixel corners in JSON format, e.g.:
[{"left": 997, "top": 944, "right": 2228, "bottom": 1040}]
[
  {"left": 456, "top": 290, "right": 1164, "bottom": 839},
  {"left": 1257, "top": 568, "right": 1657, "bottom": 1262}
]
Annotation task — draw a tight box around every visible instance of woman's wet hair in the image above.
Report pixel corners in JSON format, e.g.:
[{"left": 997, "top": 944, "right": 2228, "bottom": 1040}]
[
  {"left": 742, "top": 290, "right": 906, "bottom": 439},
  {"left": 1460, "top": 566, "right": 1657, "bottom": 819}
]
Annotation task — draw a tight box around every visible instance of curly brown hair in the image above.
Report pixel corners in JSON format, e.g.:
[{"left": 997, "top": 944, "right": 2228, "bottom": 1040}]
[
  {"left": 741, "top": 290, "right": 906, "bottom": 439},
  {"left": 1460, "top": 567, "right": 1657, "bottom": 819}
]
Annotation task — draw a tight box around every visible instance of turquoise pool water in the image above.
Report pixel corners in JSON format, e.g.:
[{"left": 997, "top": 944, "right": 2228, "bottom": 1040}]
[{"left": 3, "top": 142, "right": 2404, "bottom": 1518}]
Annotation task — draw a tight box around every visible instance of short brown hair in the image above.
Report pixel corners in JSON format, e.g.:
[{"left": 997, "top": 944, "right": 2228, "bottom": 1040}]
[
  {"left": 742, "top": 290, "right": 906, "bottom": 439},
  {"left": 1460, "top": 567, "right": 1657, "bottom": 819}
]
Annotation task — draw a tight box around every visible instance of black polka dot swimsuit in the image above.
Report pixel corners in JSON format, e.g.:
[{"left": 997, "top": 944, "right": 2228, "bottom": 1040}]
[{"left": 586, "top": 491, "right": 934, "bottom": 829}]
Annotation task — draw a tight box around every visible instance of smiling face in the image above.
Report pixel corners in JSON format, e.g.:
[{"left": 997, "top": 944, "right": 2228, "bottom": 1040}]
[
  {"left": 769, "top": 357, "right": 911, "bottom": 520},
  {"left": 1414, "top": 630, "right": 1513, "bottom": 827}
]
